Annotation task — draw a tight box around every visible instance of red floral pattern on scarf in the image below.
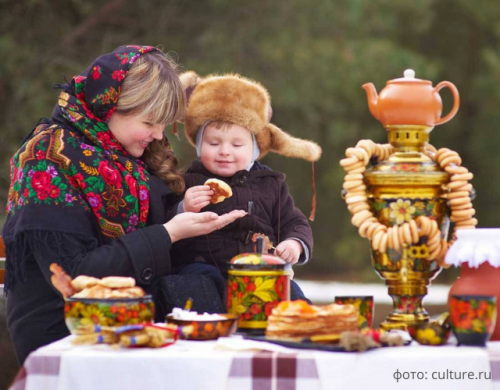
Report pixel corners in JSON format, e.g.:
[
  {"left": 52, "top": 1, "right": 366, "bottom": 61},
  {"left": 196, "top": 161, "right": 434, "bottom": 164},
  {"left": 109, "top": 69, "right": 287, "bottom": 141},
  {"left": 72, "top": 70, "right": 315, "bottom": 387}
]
[{"left": 6, "top": 45, "right": 166, "bottom": 239}]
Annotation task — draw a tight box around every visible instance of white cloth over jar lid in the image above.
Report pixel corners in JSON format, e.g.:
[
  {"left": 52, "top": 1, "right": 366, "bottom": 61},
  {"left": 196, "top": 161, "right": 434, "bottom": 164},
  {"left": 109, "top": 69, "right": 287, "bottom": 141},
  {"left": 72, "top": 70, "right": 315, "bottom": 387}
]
[{"left": 445, "top": 228, "right": 500, "bottom": 268}]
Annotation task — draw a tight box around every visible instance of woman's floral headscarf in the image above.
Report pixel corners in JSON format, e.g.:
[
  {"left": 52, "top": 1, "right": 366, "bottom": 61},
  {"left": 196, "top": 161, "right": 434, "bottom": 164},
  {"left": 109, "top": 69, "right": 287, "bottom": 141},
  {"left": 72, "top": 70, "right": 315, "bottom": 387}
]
[{"left": 5, "top": 45, "right": 165, "bottom": 241}]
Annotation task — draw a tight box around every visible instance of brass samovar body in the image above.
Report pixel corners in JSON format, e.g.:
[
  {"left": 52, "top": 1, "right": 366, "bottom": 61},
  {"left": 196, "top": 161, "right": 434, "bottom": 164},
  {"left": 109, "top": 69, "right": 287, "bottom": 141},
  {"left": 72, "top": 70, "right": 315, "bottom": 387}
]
[
  {"left": 359, "top": 69, "right": 460, "bottom": 331},
  {"left": 364, "top": 125, "right": 449, "bottom": 330}
]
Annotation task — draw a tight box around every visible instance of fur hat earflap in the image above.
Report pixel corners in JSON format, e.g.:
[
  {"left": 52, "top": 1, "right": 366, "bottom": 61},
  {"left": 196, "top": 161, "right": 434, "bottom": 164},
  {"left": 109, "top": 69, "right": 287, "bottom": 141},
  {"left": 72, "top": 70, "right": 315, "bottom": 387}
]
[
  {"left": 179, "top": 71, "right": 322, "bottom": 162},
  {"left": 258, "top": 123, "right": 322, "bottom": 162}
]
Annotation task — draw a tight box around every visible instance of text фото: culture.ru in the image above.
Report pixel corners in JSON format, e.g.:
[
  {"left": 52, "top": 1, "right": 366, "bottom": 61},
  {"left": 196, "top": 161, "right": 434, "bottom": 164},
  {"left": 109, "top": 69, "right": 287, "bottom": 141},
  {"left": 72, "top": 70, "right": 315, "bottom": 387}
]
[{"left": 393, "top": 369, "right": 491, "bottom": 382}]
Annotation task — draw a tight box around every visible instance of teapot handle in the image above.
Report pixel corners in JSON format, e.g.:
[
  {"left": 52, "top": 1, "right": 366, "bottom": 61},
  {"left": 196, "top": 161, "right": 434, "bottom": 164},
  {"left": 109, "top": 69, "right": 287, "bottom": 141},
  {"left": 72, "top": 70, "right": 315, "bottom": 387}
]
[{"left": 434, "top": 81, "right": 460, "bottom": 125}]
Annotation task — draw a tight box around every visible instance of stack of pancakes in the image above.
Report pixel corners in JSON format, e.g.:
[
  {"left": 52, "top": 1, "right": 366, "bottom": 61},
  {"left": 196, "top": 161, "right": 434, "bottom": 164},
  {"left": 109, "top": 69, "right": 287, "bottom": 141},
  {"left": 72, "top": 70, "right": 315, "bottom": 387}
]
[{"left": 266, "top": 300, "right": 359, "bottom": 339}]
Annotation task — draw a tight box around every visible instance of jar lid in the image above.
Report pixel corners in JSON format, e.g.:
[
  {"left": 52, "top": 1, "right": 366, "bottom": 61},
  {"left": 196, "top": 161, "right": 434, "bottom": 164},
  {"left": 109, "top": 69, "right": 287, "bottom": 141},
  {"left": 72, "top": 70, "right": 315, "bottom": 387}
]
[
  {"left": 230, "top": 252, "right": 286, "bottom": 265},
  {"left": 445, "top": 228, "right": 500, "bottom": 268}
]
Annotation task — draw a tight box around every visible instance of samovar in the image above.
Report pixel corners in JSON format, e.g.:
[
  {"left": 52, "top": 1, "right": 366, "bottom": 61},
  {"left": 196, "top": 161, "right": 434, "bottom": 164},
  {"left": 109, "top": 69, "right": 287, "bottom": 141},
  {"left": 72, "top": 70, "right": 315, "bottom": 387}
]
[{"left": 342, "top": 69, "right": 467, "bottom": 331}]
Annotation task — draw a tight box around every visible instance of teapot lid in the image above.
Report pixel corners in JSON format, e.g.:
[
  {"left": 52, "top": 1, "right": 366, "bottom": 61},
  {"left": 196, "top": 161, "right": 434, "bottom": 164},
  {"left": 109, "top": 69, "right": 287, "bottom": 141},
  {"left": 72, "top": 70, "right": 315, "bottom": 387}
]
[{"left": 387, "top": 69, "right": 431, "bottom": 85}]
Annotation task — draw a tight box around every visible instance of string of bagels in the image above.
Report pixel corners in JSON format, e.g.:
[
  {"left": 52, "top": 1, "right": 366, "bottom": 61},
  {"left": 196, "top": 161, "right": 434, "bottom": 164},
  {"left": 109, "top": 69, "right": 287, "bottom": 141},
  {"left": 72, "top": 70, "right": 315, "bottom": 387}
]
[{"left": 340, "top": 140, "right": 476, "bottom": 268}]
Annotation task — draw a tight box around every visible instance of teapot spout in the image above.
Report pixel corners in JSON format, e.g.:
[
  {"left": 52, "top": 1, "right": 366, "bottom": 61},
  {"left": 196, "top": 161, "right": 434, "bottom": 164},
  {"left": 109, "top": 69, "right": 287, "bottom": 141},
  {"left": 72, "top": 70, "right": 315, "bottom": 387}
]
[{"left": 362, "top": 83, "right": 379, "bottom": 120}]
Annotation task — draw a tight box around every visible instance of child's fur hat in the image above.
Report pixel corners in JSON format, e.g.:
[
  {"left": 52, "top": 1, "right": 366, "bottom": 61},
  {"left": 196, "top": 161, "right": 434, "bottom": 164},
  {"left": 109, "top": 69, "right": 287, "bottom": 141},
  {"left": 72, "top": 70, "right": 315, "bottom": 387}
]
[{"left": 179, "top": 71, "right": 322, "bottom": 162}]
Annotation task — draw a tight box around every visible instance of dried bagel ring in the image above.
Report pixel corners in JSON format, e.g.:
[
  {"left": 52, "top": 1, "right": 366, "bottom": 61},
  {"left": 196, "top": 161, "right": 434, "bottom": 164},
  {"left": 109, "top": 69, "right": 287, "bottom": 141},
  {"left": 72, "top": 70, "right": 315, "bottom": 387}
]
[
  {"left": 343, "top": 180, "right": 365, "bottom": 190},
  {"left": 359, "top": 217, "right": 377, "bottom": 238},
  {"left": 448, "top": 180, "right": 469, "bottom": 190},
  {"left": 345, "top": 161, "right": 366, "bottom": 172},
  {"left": 379, "top": 233, "right": 388, "bottom": 253},
  {"left": 340, "top": 157, "right": 358, "bottom": 167},
  {"left": 449, "top": 197, "right": 470, "bottom": 207},
  {"left": 445, "top": 165, "right": 469, "bottom": 175},
  {"left": 451, "top": 202, "right": 473, "bottom": 211},
  {"left": 440, "top": 155, "right": 462, "bottom": 167},
  {"left": 351, "top": 210, "right": 373, "bottom": 227},
  {"left": 435, "top": 148, "right": 451, "bottom": 160},
  {"left": 348, "top": 203, "right": 371, "bottom": 215},
  {"left": 356, "top": 140, "right": 376, "bottom": 156},
  {"left": 372, "top": 230, "right": 385, "bottom": 251},
  {"left": 387, "top": 227, "right": 394, "bottom": 249},
  {"left": 347, "top": 167, "right": 366, "bottom": 174},
  {"left": 391, "top": 225, "right": 400, "bottom": 251},
  {"left": 409, "top": 219, "right": 420, "bottom": 243},
  {"left": 447, "top": 191, "right": 470, "bottom": 200},
  {"left": 366, "top": 221, "right": 382, "bottom": 239},
  {"left": 417, "top": 217, "right": 431, "bottom": 236},
  {"left": 345, "top": 173, "right": 364, "bottom": 181},
  {"left": 451, "top": 172, "right": 474, "bottom": 182},
  {"left": 346, "top": 195, "right": 368, "bottom": 205},
  {"left": 401, "top": 223, "right": 412, "bottom": 245},
  {"left": 428, "top": 220, "right": 439, "bottom": 239}
]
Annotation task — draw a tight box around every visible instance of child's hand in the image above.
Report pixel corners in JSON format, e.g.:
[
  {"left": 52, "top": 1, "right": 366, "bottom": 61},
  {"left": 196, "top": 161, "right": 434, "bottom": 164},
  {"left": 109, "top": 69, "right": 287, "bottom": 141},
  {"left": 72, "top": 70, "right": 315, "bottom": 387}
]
[
  {"left": 275, "top": 240, "right": 303, "bottom": 265},
  {"left": 183, "top": 185, "right": 214, "bottom": 213}
]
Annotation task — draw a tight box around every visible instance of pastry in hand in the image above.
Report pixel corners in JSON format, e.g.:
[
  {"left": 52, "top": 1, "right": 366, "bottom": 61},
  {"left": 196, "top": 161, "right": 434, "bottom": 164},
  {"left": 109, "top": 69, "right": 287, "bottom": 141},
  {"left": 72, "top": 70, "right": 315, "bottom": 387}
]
[{"left": 204, "top": 178, "right": 233, "bottom": 204}]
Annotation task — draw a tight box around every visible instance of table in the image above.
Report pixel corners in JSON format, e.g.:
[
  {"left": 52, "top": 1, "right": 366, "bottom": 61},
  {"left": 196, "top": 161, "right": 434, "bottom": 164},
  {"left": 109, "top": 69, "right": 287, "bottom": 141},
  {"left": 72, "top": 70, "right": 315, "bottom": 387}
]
[{"left": 9, "top": 336, "right": 500, "bottom": 390}]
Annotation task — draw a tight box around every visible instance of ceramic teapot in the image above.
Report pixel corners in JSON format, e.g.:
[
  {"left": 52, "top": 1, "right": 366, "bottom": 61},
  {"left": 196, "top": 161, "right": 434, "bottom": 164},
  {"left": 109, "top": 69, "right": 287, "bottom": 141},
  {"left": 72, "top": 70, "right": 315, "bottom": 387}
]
[{"left": 362, "top": 69, "right": 460, "bottom": 127}]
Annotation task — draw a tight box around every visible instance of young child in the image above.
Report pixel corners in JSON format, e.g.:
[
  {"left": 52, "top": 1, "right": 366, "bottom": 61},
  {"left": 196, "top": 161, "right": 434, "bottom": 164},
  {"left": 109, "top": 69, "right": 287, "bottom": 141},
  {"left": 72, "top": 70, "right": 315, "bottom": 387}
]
[{"left": 170, "top": 72, "right": 321, "bottom": 300}]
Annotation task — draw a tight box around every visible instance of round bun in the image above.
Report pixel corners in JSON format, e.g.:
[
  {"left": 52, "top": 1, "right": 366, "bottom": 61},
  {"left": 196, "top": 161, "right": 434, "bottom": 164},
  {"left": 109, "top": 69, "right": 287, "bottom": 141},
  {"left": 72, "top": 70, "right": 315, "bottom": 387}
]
[
  {"left": 71, "top": 275, "right": 100, "bottom": 291},
  {"left": 205, "top": 178, "right": 233, "bottom": 204},
  {"left": 98, "top": 276, "right": 136, "bottom": 289}
]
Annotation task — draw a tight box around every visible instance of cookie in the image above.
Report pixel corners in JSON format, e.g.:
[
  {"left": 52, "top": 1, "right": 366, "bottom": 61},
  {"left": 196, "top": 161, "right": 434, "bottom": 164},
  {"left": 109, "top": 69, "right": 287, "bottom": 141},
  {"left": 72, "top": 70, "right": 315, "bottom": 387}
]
[
  {"left": 98, "top": 276, "right": 136, "bottom": 289},
  {"left": 71, "top": 275, "right": 100, "bottom": 292}
]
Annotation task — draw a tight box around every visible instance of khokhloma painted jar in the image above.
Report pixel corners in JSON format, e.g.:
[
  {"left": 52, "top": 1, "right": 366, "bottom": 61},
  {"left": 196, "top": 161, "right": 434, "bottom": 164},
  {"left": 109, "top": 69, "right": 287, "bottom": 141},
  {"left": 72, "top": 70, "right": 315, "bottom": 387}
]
[
  {"left": 227, "top": 252, "right": 291, "bottom": 334},
  {"left": 446, "top": 229, "right": 500, "bottom": 340}
]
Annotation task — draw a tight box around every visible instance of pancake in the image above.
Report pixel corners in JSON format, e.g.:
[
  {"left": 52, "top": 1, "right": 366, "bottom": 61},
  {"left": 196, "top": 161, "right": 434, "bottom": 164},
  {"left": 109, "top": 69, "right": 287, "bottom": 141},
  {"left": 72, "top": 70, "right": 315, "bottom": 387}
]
[
  {"left": 265, "top": 300, "right": 359, "bottom": 339},
  {"left": 204, "top": 178, "right": 233, "bottom": 204}
]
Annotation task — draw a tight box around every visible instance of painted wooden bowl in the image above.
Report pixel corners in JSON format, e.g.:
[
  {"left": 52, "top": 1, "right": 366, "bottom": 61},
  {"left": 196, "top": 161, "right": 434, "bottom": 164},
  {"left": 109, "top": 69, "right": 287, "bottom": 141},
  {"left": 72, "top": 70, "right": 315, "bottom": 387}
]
[
  {"left": 165, "top": 313, "right": 238, "bottom": 340},
  {"left": 64, "top": 295, "right": 155, "bottom": 334}
]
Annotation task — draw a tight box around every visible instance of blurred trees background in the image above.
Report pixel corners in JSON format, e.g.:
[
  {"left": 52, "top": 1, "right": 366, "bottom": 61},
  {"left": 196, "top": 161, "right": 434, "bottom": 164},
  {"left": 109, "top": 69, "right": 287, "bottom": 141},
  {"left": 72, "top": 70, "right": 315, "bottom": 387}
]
[{"left": 1, "top": 0, "right": 500, "bottom": 283}]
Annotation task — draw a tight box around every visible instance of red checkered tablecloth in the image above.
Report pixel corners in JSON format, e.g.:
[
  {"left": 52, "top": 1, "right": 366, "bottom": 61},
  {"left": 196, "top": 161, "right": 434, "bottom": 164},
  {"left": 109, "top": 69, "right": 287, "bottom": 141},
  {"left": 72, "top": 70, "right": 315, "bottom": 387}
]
[
  {"left": 227, "top": 351, "right": 320, "bottom": 390},
  {"left": 8, "top": 336, "right": 500, "bottom": 390}
]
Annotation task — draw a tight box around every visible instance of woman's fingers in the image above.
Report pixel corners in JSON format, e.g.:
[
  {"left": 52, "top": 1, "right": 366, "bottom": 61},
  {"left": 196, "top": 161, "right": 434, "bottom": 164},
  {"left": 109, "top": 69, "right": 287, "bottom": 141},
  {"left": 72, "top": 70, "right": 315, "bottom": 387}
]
[
  {"left": 194, "top": 212, "right": 219, "bottom": 223},
  {"left": 217, "top": 210, "right": 247, "bottom": 226},
  {"left": 165, "top": 210, "right": 246, "bottom": 243}
]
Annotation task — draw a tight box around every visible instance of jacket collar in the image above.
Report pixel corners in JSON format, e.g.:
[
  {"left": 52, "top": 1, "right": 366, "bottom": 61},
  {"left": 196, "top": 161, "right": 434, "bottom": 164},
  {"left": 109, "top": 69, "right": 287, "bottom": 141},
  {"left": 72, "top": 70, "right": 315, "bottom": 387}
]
[{"left": 186, "top": 160, "right": 284, "bottom": 185}]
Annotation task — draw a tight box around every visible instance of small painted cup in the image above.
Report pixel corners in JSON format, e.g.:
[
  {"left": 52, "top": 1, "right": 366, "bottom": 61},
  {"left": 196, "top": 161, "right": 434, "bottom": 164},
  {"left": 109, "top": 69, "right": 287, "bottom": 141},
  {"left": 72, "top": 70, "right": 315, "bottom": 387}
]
[
  {"left": 334, "top": 296, "right": 374, "bottom": 329},
  {"left": 449, "top": 294, "right": 497, "bottom": 346}
]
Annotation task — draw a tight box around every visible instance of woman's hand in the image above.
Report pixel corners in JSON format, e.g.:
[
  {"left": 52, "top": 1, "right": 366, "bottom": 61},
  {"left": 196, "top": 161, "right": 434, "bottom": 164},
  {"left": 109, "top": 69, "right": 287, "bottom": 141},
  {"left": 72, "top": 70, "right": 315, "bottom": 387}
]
[
  {"left": 183, "top": 185, "right": 214, "bottom": 212},
  {"left": 164, "top": 210, "right": 246, "bottom": 243},
  {"left": 275, "top": 240, "right": 303, "bottom": 265}
]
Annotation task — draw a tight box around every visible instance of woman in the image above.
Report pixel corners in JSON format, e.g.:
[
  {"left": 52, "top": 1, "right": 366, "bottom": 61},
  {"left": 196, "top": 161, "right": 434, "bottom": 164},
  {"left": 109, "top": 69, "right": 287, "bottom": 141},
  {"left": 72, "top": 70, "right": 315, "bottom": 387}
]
[{"left": 2, "top": 45, "right": 245, "bottom": 364}]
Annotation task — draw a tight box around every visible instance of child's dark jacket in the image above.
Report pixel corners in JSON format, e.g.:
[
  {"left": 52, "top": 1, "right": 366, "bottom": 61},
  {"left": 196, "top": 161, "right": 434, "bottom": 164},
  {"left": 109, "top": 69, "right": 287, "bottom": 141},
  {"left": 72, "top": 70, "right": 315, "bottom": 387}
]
[{"left": 170, "top": 160, "right": 313, "bottom": 275}]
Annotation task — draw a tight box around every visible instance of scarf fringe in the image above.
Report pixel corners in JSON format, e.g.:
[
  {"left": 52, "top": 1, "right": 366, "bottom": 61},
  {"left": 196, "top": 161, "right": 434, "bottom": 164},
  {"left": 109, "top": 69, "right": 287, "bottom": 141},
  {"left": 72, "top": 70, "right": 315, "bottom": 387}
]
[{"left": 4, "top": 229, "right": 96, "bottom": 296}]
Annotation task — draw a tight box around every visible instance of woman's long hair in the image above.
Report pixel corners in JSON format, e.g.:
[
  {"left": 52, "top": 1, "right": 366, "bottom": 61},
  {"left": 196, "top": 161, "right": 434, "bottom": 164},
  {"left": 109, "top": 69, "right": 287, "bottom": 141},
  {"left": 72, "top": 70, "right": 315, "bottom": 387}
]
[{"left": 117, "top": 51, "right": 186, "bottom": 194}]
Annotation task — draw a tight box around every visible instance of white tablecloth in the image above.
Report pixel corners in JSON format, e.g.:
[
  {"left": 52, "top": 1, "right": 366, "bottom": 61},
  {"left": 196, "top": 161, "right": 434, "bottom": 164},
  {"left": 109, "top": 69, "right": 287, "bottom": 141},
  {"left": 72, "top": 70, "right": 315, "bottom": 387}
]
[{"left": 10, "top": 336, "right": 500, "bottom": 390}]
